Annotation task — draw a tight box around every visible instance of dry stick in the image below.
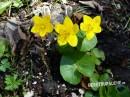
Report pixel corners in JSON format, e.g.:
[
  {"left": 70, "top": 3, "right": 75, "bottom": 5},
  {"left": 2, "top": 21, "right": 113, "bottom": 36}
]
[
  {"left": 8, "top": 5, "right": 12, "bottom": 17},
  {"left": 124, "top": 17, "right": 130, "bottom": 30}
]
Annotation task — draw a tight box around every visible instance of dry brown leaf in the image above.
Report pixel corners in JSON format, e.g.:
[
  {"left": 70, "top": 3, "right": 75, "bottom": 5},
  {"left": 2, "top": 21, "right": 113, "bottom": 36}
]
[
  {"left": 79, "top": 0, "right": 103, "bottom": 11},
  {"left": 0, "top": 17, "right": 28, "bottom": 55}
]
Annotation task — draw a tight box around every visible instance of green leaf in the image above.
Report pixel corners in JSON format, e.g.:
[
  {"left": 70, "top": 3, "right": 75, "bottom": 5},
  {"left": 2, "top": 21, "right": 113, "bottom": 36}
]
[
  {"left": 0, "top": 59, "right": 10, "bottom": 72},
  {"left": 12, "top": 0, "right": 23, "bottom": 8},
  {"left": 60, "top": 51, "right": 98, "bottom": 85},
  {"left": 99, "top": 87, "right": 107, "bottom": 97},
  {"left": 78, "top": 36, "right": 97, "bottom": 52},
  {"left": 118, "top": 87, "right": 130, "bottom": 97},
  {"left": 92, "top": 48, "right": 105, "bottom": 61},
  {"left": 90, "top": 73, "right": 100, "bottom": 91},
  {"left": 99, "top": 86, "right": 130, "bottom": 97},
  {"left": 58, "top": 45, "right": 75, "bottom": 55},
  {"left": 0, "top": 1, "right": 12, "bottom": 15},
  {"left": 77, "top": 55, "right": 96, "bottom": 77},
  {"left": 85, "top": 91, "right": 94, "bottom": 97},
  {"left": 107, "top": 86, "right": 119, "bottom": 97},
  {"left": 95, "top": 58, "right": 101, "bottom": 65},
  {"left": 0, "top": 38, "right": 10, "bottom": 57},
  {"left": 0, "top": 40, "right": 6, "bottom": 57},
  {"left": 60, "top": 55, "right": 82, "bottom": 85},
  {"left": 77, "top": 31, "right": 86, "bottom": 38},
  {"left": 99, "top": 73, "right": 110, "bottom": 81},
  {"left": 5, "top": 75, "right": 22, "bottom": 91}
]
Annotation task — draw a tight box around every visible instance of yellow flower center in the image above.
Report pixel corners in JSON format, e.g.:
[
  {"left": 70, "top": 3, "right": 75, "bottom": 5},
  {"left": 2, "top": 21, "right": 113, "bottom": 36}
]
[
  {"left": 86, "top": 24, "right": 94, "bottom": 33},
  {"left": 41, "top": 25, "right": 45, "bottom": 29},
  {"left": 61, "top": 30, "right": 70, "bottom": 39}
]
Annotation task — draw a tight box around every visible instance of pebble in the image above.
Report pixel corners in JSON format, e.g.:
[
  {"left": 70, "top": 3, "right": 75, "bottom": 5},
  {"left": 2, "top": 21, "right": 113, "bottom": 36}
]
[
  {"left": 62, "top": 84, "right": 66, "bottom": 87},
  {"left": 26, "top": 81, "right": 28, "bottom": 86},
  {"left": 32, "top": 81, "right": 37, "bottom": 85},
  {"left": 57, "top": 85, "right": 60, "bottom": 88},
  {"left": 71, "top": 92, "right": 78, "bottom": 97},
  {"left": 79, "top": 89, "right": 85, "bottom": 95},
  {"left": 24, "top": 90, "right": 34, "bottom": 97},
  {"left": 38, "top": 72, "right": 42, "bottom": 76},
  {"left": 56, "top": 90, "right": 59, "bottom": 94},
  {"left": 42, "top": 79, "right": 45, "bottom": 82}
]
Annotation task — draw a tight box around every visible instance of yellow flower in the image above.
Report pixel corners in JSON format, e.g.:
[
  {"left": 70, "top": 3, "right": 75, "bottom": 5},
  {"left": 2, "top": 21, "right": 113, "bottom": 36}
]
[
  {"left": 55, "top": 16, "right": 79, "bottom": 47},
  {"left": 80, "top": 15, "right": 102, "bottom": 40},
  {"left": 31, "top": 15, "right": 53, "bottom": 37}
]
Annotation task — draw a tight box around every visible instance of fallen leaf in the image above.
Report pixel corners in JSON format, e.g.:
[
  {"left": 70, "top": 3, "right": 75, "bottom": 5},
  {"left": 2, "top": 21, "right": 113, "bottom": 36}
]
[{"left": 79, "top": 1, "right": 103, "bottom": 11}]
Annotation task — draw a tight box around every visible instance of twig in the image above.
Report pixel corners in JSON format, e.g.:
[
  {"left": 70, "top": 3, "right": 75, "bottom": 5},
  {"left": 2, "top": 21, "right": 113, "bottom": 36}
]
[
  {"left": 8, "top": 5, "right": 12, "bottom": 17},
  {"left": 124, "top": 17, "right": 130, "bottom": 30}
]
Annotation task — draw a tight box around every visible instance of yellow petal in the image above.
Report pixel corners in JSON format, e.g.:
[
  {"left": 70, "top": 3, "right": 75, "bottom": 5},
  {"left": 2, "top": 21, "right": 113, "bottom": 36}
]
[
  {"left": 67, "top": 35, "right": 78, "bottom": 47},
  {"left": 86, "top": 32, "right": 95, "bottom": 40},
  {"left": 80, "top": 23, "right": 87, "bottom": 31},
  {"left": 55, "top": 23, "right": 64, "bottom": 34},
  {"left": 32, "top": 16, "right": 42, "bottom": 24},
  {"left": 64, "top": 16, "right": 73, "bottom": 28},
  {"left": 93, "top": 25, "right": 102, "bottom": 33},
  {"left": 93, "top": 16, "right": 101, "bottom": 25},
  {"left": 73, "top": 24, "right": 79, "bottom": 34},
  {"left": 42, "top": 15, "right": 51, "bottom": 24},
  {"left": 31, "top": 26, "right": 40, "bottom": 33},
  {"left": 57, "top": 35, "right": 67, "bottom": 46},
  {"left": 46, "top": 23, "right": 53, "bottom": 33},
  {"left": 83, "top": 15, "right": 92, "bottom": 24},
  {"left": 39, "top": 31, "right": 47, "bottom": 37}
]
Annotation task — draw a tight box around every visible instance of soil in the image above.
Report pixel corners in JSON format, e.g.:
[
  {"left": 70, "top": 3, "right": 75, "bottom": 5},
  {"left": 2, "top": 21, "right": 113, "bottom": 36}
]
[{"left": 0, "top": 0, "right": 130, "bottom": 97}]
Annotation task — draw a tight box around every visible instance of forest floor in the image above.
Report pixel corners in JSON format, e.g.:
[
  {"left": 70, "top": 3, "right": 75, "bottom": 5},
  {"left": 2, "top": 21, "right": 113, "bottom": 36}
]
[{"left": 0, "top": 0, "right": 130, "bottom": 97}]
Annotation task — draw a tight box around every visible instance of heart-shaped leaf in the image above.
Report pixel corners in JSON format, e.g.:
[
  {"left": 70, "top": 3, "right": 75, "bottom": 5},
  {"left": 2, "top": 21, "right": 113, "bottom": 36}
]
[
  {"left": 60, "top": 55, "right": 82, "bottom": 85},
  {"left": 77, "top": 55, "right": 96, "bottom": 77},
  {"left": 92, "top": 48, "right": 105, "bottom": 61},
  {"left": 78, "top": 36, "right": 97, "bottom": 52}
]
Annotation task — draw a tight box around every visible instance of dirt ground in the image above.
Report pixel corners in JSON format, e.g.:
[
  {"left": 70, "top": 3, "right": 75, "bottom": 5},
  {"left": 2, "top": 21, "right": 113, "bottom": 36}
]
[{"left": 0, "top": 0, "right": 130, "bottom": 97}]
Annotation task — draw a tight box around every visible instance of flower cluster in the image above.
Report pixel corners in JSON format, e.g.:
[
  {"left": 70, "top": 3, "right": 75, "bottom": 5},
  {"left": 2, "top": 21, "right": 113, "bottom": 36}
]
[{"left": 31, "top": 15, "right": 102, "bottom": 47}]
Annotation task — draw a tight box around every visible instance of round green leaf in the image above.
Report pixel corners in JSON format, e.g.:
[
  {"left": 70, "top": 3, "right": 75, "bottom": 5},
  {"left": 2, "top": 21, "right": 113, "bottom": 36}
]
[
  {"left": 78, "top": 36, "right": 97, "bottom": 52},
  {"left": 60, "top": 56, "right": 82, "bottom": 85},
  {"left": 92, "top": 48, "right": 105, "bottom": 61},
  {"left": 77, "top": 55, "right": 96, "bottom": 77},
  {"left": 95, "top": 58, "right": 101, "bottom": 65}
]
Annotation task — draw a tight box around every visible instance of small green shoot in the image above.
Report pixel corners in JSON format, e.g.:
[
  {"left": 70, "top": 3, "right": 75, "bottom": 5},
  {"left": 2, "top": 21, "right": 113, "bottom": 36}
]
[
  {"left": 5, "top": 74, "right": 23, "bottom": 91},
  {"left": 0, "top": 0, "right": 23, "bottom": 15},
  {"left": 0, "top": 58, "right": 10, "bottom": 72}
]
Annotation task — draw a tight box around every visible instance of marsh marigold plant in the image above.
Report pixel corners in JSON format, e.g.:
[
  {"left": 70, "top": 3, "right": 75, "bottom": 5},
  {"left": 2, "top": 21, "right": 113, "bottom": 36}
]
[
  {"left": 55, "top": 16, "right": 79, "bottom": 47},
  {"left": 31, "top": 15, "right": 53, "bottom": 37},
  {"left": 80, "top": 15, "right": 102, "bottom": 40}
]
